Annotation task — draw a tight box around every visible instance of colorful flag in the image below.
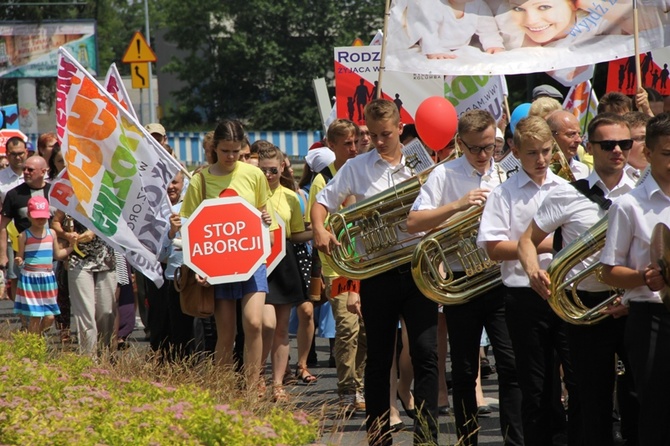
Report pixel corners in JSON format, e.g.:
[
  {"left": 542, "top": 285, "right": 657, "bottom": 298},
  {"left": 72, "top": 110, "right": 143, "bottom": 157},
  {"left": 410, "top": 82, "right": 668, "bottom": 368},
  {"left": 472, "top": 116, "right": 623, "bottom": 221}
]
[
  {"left": 562, "top": 81, "right": 599, "bottom": 134},
  {"left": 104, "top": 63, "right": 138, "bottom": 121},
  {"left": 53, "top": 47, "right": 182, "bottom": 286}
]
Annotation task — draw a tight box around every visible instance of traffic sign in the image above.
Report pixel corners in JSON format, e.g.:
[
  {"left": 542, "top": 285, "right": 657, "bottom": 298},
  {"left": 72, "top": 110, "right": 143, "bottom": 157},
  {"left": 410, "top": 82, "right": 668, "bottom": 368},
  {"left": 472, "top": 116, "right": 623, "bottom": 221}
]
[
  {"left": 266, "top": 213, "right": 286, "bottom": 275},
  {"left": 122, "top": 32, "right": 157, "bottom": 63},
  {"left": 182, "top": 197, "right": 271, "bottom": 285},
  {"left": 0, "top": 129, "right": 27, "bottom": 155},
  {"left": 130, "top": 63, "right": 149, "bottom": 89}
]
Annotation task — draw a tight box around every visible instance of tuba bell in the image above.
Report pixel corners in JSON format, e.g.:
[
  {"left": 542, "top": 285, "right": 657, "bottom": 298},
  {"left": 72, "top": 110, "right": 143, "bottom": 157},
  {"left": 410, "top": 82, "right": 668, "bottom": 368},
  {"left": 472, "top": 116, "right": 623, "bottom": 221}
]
[
  {"left": 410, "top": 204, "right": 501, "bottom": 305},
  {"left": 546, "top": 216, "right": 621, "bottom": 325}
]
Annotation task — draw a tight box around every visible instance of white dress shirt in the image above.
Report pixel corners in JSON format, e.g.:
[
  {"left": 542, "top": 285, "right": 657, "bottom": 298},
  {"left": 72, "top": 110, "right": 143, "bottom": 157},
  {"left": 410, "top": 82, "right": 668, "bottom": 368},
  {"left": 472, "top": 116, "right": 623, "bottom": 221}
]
[
  {"left": 601, "top": 175, "right": 670, "bottom": 304},
  {"left": 477, "top": 169, "right": 567, "bottom": 287},
  {"left": 0, "top": 168, "right": 23, "bottom": 204},
  {"left": 534, "top": 170, "right": 636, "bottom": 291},
  {"left": 412, "top": 156, "right": 503, "bottom": 211},
  {"left": 316, "top": 148, "right": 419, "bottom": 250},
  {"left": 570, "top": 158, "right": 590, "bottom": 180}
]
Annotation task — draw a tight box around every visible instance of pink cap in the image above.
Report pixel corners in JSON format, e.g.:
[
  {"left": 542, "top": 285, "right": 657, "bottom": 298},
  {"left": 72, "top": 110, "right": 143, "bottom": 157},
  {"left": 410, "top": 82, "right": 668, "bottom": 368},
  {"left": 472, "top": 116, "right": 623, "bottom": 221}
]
[{"left": 27, "top": 196, "right": 50, "bottom": 219}]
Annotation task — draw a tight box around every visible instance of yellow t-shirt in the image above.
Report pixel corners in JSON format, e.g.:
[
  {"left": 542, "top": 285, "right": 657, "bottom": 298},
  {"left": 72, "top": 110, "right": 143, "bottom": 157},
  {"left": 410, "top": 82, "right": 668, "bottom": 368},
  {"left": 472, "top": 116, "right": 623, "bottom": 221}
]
[
  {"left": 268, "top": 185, "right": 305, "bottom": 239},
  {"left": 181, "top": 162, "right": 277, "bottom": 230},
  {"left": 306, "top": 163, "right": 339, "bottom": 278}
]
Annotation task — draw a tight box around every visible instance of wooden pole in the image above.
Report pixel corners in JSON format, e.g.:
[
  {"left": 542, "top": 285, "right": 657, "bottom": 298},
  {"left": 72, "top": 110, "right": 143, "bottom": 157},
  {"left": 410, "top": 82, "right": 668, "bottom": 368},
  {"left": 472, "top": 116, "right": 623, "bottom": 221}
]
[
  {"left": 376, "top": 0, "right": 392, "bottom": 99},
  {"left": 634, "top": 0, "right": 642, "bottom": 89}
]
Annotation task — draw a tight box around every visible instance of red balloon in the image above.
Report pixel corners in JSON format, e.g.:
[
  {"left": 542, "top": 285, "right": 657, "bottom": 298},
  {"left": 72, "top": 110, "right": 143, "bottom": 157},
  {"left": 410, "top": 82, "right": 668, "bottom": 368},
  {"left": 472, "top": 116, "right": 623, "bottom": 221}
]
[{"left": 414, "top": 97, "right": 458, "bottom": 151}]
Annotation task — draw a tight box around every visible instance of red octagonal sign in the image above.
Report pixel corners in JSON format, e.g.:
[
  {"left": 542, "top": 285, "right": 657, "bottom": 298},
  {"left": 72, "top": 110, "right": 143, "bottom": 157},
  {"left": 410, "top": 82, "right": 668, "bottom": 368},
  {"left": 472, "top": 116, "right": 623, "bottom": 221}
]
[{"left": 182, "top": 197, "right": 271, "bottom": 285}]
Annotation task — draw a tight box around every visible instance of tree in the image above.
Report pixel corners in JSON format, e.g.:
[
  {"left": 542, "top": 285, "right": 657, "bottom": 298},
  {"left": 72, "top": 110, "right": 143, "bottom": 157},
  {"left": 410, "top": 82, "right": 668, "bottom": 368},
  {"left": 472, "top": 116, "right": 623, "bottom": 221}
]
[{"left": 161, "top": 0, "right": 383, "bottom": 129}]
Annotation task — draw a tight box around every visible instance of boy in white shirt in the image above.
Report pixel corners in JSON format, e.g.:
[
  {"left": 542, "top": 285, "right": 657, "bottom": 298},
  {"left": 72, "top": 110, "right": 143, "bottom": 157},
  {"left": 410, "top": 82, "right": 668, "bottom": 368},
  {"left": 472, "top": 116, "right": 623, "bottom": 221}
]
[
  {"left": 477, "top": 116, "right": 580, "bottom": 445},
  {"left": 407, "top": 110, "right": 522, "bottom": 446}
]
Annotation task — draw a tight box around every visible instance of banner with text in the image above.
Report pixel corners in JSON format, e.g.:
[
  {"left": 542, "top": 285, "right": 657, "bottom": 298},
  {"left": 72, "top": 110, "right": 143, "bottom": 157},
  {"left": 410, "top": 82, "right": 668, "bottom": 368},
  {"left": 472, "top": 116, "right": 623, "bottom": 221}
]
[
  {"left": 334, "top": 46, "right": 443, "bottom": 123},
  {"left": 53, "top": 47, "right": 181, "bottom": 286},
  {"left": 445, "top": 75, "right": 506, "bottom": 122},
  {"left": 0, "top": 22, "right": 97, "bottom": 78},
  {"left": 386, "top": 0, "right": 670, "bottom": 76}
]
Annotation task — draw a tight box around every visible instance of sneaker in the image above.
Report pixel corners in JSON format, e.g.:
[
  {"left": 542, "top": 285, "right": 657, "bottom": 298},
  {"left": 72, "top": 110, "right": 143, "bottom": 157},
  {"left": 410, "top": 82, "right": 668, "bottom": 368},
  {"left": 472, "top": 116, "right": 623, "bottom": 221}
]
[
  {"left": 339, "top": 393, "right": 356, "bottom": 413},
  {"left": 355, "top": 390, "right": 366, "bottom": 412}
]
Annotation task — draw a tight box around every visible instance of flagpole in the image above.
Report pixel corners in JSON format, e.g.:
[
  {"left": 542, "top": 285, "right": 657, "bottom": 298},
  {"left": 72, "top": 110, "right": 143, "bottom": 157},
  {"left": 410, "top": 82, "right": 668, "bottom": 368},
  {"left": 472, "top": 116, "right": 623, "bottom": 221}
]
[
  {"left": 633, "top": 0, "right": 642, "bottom": 89},
  {"left": 503, "top": 95, "right": 511, "bottom": 127},
  {"left": 582, "top": 80, "right": 594, "bottom": 135},
  {"left": 376, "top": 0, "right": 391, "bottom": 99}
]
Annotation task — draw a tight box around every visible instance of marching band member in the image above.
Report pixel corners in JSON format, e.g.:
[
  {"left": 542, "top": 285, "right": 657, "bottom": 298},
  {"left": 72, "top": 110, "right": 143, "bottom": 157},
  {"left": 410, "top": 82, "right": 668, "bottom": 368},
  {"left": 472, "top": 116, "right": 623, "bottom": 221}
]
[
  {"left": 518, "top": 113, "right": 638, "bottom": 445},
  {"left": 407, "top": 109, "right": 522, "bottom": 446},
  {"left": 312, "top": 99, "right": 438, "bottom": 446},
  {"left": 477, "top": 116, "right": 580, "bottom": 446},
  {"left": 600, "top": 112, "right": 670, "bottom": 446}
]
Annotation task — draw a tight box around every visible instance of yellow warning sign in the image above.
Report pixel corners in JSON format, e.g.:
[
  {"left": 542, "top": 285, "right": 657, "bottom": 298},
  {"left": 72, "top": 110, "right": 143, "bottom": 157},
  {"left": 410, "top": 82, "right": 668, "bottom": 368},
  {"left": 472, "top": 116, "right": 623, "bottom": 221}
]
[
  {"left": 130, "top": 63, "right": 149, "bottom": 89},
  {"left": 122, "top": 32, "right": 157, "bottom": 63}
]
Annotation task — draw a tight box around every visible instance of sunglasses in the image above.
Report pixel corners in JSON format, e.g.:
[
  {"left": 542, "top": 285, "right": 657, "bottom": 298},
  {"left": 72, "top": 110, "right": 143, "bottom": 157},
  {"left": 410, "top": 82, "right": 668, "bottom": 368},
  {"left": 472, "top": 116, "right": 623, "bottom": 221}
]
[
  {"left": 260, "top": 167, "right": 279, "bottom": 175},
  {"left": 590, "top": 139, "right": 633, "bottom": 151},
  {"left": 23, "top": 167, "right": 35, "bottom": 173}
]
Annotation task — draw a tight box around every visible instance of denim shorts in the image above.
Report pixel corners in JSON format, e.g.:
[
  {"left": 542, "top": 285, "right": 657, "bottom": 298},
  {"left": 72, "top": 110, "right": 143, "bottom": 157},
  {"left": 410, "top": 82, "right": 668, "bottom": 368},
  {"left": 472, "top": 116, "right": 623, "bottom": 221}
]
[{"left": 214, "top": 264, "right": 269, "bottom": 300}]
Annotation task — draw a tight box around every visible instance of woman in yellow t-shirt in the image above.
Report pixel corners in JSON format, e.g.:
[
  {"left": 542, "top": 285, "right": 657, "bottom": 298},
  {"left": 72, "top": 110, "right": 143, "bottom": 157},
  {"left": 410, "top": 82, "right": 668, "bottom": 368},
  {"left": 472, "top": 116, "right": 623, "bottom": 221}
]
[
  {"left": 181, "top": 120, "right": 273, "bottom": 390},
  {"left": 258, "top": 145, "right": 312, "bottom": 402}
]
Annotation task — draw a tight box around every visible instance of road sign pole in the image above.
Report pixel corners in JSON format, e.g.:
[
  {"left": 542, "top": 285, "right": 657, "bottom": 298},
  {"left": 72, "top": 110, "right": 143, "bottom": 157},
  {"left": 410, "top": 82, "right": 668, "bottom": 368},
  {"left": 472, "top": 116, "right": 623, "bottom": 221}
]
[{"left": 144, "top": 0, "right": 155, "bottom": 123}]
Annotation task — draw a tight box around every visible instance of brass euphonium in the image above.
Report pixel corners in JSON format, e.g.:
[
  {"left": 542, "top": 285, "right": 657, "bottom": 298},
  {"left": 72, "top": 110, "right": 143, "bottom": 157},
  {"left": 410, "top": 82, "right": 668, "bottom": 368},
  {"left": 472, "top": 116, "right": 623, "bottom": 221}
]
[
  {"left": 549, "top": 142, "right": 576, "bottom": 182},
  {"left": 546, "top": 216, "right": 618, "bottom": 325},
  {"left": 326, "top": 148, "right": 458, "bottom": 280},
  {"left": 410, "top": 204, "right": 501, "bottom": 305}
]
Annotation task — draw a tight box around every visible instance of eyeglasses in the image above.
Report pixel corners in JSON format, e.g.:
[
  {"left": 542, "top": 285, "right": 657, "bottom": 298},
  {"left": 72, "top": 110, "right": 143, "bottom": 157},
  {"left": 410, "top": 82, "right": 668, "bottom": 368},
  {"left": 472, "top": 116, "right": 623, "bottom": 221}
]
[
  {"left": 260, "top": 167, "right": 279, "bottom": 175},
  {"left": 23, "top": 167, "right": 35, "bottom": 173},
  {"left": 8, "top": 151, "right": 26, "bottom": 157},
  {"left": 458, "top": 137, "right": 495, "bottom": 155},
  {"left": 590, "top": 139, "right": 634, "bottom": 151}
]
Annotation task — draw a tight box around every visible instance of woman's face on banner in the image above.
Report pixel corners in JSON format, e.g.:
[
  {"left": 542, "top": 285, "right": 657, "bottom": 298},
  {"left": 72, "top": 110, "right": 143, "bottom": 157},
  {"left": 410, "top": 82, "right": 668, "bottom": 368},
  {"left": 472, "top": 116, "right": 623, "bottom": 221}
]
[{"left": 509, "top": 0, "right": 577, "bottom": 44}]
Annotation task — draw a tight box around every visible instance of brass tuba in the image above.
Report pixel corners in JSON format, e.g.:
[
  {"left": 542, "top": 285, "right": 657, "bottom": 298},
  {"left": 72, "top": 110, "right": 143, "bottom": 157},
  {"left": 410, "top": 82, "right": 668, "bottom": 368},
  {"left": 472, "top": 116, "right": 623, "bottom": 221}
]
[
  {"left": 410, "top": 204, "right": 501, "bottom": 305},
  {"left": 546, "top": 216, "right": 619, "bottom": 325},
  {"left": 326, "top": 140, "right": 463, "bottom": 279}
]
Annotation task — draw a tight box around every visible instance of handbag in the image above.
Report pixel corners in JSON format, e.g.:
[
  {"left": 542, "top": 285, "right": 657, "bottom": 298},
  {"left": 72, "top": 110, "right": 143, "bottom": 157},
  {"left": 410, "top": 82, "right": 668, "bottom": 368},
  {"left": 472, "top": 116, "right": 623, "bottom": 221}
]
[
  {"left": 174, "top": 265, "right": 215, "bottom": 318},
  {"left": 174, "top": 172, "right": 214, "bottom": 318}
]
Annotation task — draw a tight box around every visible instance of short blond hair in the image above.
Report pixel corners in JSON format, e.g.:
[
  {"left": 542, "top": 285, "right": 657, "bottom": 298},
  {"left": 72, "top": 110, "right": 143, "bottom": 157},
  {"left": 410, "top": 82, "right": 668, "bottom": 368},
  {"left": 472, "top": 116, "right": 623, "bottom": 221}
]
[
  {"left": 326, "top": 119, "right": 358, "bottom": 146},
  {"left": 513, "top": 116, "right": 553, "bottom": 149},
  {"left": 364, "top": 99, "right": 400, "bottom": 125},
  {"left": 458, "top": 110, "right": 495, "bottom": 135},
  {"left": 529, "top": 97, "right": 562, "bottom": 119}
]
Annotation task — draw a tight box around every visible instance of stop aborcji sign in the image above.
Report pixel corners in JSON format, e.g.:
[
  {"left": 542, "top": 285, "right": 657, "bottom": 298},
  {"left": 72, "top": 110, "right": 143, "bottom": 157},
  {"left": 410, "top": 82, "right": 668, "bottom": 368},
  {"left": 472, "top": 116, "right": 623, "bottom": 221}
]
[{"left": 182, "top": 197, "right": 270, "bottom": 284}]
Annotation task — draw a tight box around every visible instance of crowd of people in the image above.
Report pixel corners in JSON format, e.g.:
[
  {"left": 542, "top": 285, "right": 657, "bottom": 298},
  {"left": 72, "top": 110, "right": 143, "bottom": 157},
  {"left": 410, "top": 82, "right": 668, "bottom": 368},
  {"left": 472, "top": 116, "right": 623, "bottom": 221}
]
[{"left": 2, "top": 81, "right": 669, "bottom": 446}]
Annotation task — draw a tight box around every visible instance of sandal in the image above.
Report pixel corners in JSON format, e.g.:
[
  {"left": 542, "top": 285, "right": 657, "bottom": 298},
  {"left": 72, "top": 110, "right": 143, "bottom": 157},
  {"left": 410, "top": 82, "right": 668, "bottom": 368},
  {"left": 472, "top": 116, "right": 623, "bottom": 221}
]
[
  {"left": 295, "top": 365, "right": 318, "bottom": 384},
  {"left": 272, "top": 385, "right": 290, "bottom": 403}
]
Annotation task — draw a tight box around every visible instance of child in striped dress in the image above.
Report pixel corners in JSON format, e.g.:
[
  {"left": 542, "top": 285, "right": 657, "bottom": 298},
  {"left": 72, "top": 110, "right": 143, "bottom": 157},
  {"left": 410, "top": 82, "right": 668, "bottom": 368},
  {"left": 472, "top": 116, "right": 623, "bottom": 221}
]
[{"left": 14, "top": 196, "right": 73, "bottom": 334}]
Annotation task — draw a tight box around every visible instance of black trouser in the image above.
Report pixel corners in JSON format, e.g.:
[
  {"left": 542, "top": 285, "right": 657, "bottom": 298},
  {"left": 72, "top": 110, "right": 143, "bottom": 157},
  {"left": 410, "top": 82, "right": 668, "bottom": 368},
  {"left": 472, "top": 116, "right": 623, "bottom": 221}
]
[
  {"left": 567, "top": 290, "right": 638, "bottom": 446},
  {"left": 503, "top": 286, "right": 580, "bottom": 446},
  {"left": 443, "top": 283, "right": 523, "bottom": 446},
  {"left": 360, "top": 267, "right": 438, "bottom": 446},
  {"left": 147, "top": 274, "right": 195, "bottom": 362},
  {"left": 625, "top": 302, "right": 670, "bottom": 446}
]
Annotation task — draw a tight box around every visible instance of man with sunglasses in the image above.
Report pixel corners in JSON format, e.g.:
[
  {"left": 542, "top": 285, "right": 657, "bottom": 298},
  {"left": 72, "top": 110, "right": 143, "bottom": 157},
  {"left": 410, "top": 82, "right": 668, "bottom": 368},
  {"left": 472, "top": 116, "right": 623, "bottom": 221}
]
[
  {"left": 407, "top": 110, "right": 523, "bottom": 446},
  {"left": 518, "top": 112, "right": 637, "bottom": 446},
  {"left": 0, "top": 155, "right": 51, "bottom": 299}
]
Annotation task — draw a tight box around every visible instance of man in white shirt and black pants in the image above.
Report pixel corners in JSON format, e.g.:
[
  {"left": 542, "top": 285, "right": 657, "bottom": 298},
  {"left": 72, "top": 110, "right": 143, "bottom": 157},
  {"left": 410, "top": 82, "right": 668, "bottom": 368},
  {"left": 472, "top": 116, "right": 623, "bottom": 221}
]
[
  {"left": 312, "top": 99, "right": 438, "bottom": 446},
  {"left": 601, "top": 112, "right": 670, "bottom": 446},
  {"left": 518, "top": 113, "right": 638, "bottom": 445},
  {"left": 407, "top": 110, "right": 522, "bottom": 446},
  {"left": 478, "top": 116, "right": 581, "bottom": 446}
]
